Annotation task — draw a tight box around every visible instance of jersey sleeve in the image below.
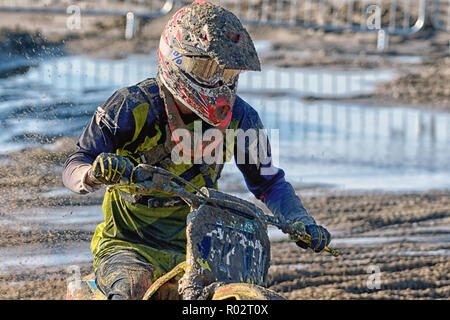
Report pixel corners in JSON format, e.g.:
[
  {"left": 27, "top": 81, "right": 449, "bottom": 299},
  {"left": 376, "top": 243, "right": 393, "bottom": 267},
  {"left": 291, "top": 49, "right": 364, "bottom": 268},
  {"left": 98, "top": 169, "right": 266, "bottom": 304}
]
[
  {"left": 233, "top": 97, "right": 316, "bottom": 225},
  {"left": 62, "top": 88, "right": 136, "bottom": 194}
]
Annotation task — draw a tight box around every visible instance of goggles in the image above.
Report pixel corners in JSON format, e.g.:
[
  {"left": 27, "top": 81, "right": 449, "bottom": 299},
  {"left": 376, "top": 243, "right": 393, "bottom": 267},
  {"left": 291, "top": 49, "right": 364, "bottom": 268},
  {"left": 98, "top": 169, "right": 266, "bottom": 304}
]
[
  {"left": 182, "top": 56, "right": 241, "bottom": 86},
  {"left": 159, "top": 38, "right": 240, "bottom": 86}
]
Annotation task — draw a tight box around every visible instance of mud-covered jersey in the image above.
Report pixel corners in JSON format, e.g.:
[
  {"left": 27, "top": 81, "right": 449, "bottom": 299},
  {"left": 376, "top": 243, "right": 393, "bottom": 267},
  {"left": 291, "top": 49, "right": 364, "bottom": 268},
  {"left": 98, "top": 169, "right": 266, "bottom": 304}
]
[{"left": 63, "top": 78, "right": 314, "bottom": 276}]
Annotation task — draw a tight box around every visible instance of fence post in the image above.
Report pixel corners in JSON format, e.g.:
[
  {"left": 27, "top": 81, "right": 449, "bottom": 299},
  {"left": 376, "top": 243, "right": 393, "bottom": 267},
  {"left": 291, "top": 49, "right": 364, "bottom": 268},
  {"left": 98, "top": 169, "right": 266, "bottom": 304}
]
[
  {"left": 125, "top": 11, "right": 135, "bottom": 40},
  {"left": 377, "top": 29, "right": 389, "bottom": 52}
]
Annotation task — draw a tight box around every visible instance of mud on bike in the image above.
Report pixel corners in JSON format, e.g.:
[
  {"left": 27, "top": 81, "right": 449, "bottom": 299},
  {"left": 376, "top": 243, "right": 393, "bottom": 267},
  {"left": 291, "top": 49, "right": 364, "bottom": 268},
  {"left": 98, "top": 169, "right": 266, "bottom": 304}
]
[{"left": 67, "top": 164, "right": 338, "bottom": 300}]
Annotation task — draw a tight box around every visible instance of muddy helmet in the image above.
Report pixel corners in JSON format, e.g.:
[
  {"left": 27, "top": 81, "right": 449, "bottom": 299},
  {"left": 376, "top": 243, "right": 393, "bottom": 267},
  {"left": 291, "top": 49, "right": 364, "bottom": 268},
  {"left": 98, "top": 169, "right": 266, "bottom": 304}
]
[{"left": 156, "top": 0, "right": 261, "bottom": 128}]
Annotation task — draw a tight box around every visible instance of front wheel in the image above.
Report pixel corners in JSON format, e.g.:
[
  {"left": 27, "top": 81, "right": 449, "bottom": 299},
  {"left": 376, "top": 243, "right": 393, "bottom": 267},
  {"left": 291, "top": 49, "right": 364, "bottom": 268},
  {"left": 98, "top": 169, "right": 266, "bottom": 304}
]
[{"left": 211, "top": 283, "right": 285, "bottom": 300}]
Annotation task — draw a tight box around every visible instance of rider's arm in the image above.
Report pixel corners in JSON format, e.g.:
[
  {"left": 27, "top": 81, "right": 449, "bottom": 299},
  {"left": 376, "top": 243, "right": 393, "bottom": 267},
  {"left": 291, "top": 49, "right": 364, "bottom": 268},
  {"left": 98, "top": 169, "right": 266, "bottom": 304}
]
[
  {"left": 62, "top": 89, "right": 137, "bottom": 194},
  {"left": 233, "top": 97, "right": 316, "bottom": 225}
]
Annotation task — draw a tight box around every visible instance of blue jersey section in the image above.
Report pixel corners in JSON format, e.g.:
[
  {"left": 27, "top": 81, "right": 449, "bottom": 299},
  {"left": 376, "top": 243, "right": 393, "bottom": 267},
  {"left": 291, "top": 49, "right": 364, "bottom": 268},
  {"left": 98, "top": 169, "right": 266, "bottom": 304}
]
[{"left": 231, "top": 96, "right": 312, "bottom": 223}]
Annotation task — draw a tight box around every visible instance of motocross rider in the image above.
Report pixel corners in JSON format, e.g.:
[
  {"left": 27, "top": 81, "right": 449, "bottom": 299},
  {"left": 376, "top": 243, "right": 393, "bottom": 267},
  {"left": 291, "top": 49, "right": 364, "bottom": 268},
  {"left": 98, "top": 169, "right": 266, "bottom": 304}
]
[{"left": 62, "top": 0, "right": 331, "bottom": 300}]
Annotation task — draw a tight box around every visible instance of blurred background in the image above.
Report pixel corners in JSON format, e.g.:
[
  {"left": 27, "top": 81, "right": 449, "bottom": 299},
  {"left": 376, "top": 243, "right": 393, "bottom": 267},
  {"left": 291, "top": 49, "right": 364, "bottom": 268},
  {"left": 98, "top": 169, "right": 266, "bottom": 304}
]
[{"left": 0, "top": 0, "right": 449, "bottom": 300}]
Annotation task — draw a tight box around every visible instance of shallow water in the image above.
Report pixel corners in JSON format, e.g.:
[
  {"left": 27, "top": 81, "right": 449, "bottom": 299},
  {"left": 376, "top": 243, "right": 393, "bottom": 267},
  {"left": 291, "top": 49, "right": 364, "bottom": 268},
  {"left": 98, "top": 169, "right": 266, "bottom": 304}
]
[
  {"left": 0, "top": 205, "right": 102, "bottom": 232},
  {"left": 0, "top": 241, "right": 92, "bottom": 274},
  {"left": 2, "top": 49, "right": 449, "bottom": 192}
]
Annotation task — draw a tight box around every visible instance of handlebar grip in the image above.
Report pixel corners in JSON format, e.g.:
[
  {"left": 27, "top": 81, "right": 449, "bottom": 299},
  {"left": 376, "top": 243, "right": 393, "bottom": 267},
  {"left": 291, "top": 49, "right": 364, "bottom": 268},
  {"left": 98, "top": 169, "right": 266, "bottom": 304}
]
[
  {"left": 324, "top": 247, "right": 340, "bottom": 257},
  {"left": 298, "top": 233, "right": 340, "bottom": 257}
]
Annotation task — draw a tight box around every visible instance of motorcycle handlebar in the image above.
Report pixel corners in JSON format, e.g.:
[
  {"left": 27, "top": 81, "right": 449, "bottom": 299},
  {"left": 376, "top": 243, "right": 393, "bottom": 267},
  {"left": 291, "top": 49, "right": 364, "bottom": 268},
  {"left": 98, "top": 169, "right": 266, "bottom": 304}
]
[{"left": 109, "top": 164, "right": 339, "bottom": 257}]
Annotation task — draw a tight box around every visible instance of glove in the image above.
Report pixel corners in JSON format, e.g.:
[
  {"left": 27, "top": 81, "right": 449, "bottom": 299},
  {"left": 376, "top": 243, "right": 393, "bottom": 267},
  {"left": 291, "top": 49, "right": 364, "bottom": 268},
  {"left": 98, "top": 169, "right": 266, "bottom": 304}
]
[
  {"left": 290, "top": 221, "right": 331, "bottom": 253},
  {"left": 88, "top": 153, "right": 134, "bottom": 185}
]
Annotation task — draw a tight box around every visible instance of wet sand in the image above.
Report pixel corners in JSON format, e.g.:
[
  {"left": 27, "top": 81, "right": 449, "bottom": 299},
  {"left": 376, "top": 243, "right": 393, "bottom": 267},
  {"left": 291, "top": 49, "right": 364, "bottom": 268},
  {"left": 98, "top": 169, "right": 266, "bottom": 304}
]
[
  {"left": 2, "top": 187, "right": 450, "bottom": 299},
  {"left": 270, "top": 190, "right": 450, "bottom": 300},
  {"left": 0, "top": 8, "right": 449, "bottom": 300}
]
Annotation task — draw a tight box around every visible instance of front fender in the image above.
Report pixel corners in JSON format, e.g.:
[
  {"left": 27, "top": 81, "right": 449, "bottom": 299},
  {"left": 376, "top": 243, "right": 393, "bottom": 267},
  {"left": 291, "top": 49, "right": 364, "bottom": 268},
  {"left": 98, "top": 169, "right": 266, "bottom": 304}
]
[{"left": 211, "top": 283, "right": 285, "bottom": 300}]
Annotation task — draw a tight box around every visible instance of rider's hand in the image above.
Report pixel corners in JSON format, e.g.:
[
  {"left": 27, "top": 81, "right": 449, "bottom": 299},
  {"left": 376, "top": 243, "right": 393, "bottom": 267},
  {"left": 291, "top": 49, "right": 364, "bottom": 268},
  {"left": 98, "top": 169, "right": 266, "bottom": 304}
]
[
  {"left": 290, "top": 221, "right": 331, "bottom": 253},
  {"left": 87, "top": 153, "right": 134, "bottom": 185}
]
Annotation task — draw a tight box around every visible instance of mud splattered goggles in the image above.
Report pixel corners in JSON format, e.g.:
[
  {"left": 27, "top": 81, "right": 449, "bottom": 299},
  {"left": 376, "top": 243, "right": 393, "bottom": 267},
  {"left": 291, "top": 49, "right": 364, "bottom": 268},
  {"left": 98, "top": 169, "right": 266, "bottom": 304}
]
[
  {"left": 181, "top": 56, "right": 241, "bottom": 85},
  {"left": 159, "top": 38, "right": 240, "bottom": 86}
]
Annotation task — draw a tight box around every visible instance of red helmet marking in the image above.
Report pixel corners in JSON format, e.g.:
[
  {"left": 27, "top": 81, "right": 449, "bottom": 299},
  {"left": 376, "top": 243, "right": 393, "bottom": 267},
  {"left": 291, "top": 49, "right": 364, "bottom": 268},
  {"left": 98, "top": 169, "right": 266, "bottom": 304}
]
[
  {"left": 228, "top": 33, "right": 242, "bottom": 43},
  {"left": 171, "top": 7, "right": 186, "bottom": 25},
  {"left": 176, "top": 29, "right": 182, "bottom": 45}
]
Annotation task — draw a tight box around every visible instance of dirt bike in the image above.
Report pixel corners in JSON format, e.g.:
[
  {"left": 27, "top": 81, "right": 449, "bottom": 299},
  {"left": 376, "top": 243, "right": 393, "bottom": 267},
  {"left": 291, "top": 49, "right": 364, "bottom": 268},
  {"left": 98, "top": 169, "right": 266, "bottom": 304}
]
[{"left": 67, "top": 164, "right": 338, "bottom": 300}]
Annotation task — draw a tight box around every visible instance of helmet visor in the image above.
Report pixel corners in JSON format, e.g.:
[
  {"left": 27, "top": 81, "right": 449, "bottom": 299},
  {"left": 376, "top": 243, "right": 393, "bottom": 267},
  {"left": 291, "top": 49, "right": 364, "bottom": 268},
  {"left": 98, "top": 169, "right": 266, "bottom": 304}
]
[{"left": 182, "top": 56, "right": 240, "bottom": 85}]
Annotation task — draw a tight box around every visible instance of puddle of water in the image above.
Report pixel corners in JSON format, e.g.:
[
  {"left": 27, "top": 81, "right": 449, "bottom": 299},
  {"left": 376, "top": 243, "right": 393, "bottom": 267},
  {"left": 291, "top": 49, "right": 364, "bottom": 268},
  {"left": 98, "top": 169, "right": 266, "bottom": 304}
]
[
  {"left": 366, "top": 54, "right": 424, "bottom": 65},
  {"left": 2, "top": 47, "right": 449, "bottom": 193},
  {"left": 0, "top": 241, "right": 92, "bottom": 275},
  {"left": 239, "top": 66, "right": 395, "bottom": 98},
  {"left": 39, "top": 188, "right": 77, "bottom": 198},
  {"left": 0, "top": 54, "right": 158, "bottom": 152},
  {"left": 220, "top": 96, "right": 450, "bottom": 192},
  {"left": 269, "top": 263, "right": 309, "bottom": 272},
  {"left": 397, "top": 249, "right": 450, "bottom": 257},
  {"left": 0, "top": 205, "right": 102, "bottom": 232},
  {"left": 332, "top": 235, "right": 450, "bottom": 245},
  {"left": 362, "top": 226, "right": 450, "bottom": 237}
]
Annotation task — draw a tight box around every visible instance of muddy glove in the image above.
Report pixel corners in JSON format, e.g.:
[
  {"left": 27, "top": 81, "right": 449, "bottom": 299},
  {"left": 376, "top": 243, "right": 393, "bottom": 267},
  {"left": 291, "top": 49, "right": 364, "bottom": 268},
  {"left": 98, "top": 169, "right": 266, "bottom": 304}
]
[
  {"left": 87, "top": 153, "right": 134, "bottom": 185},
  {"left": 290, "top": 221, "right": 331, "bottom": 253}
]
